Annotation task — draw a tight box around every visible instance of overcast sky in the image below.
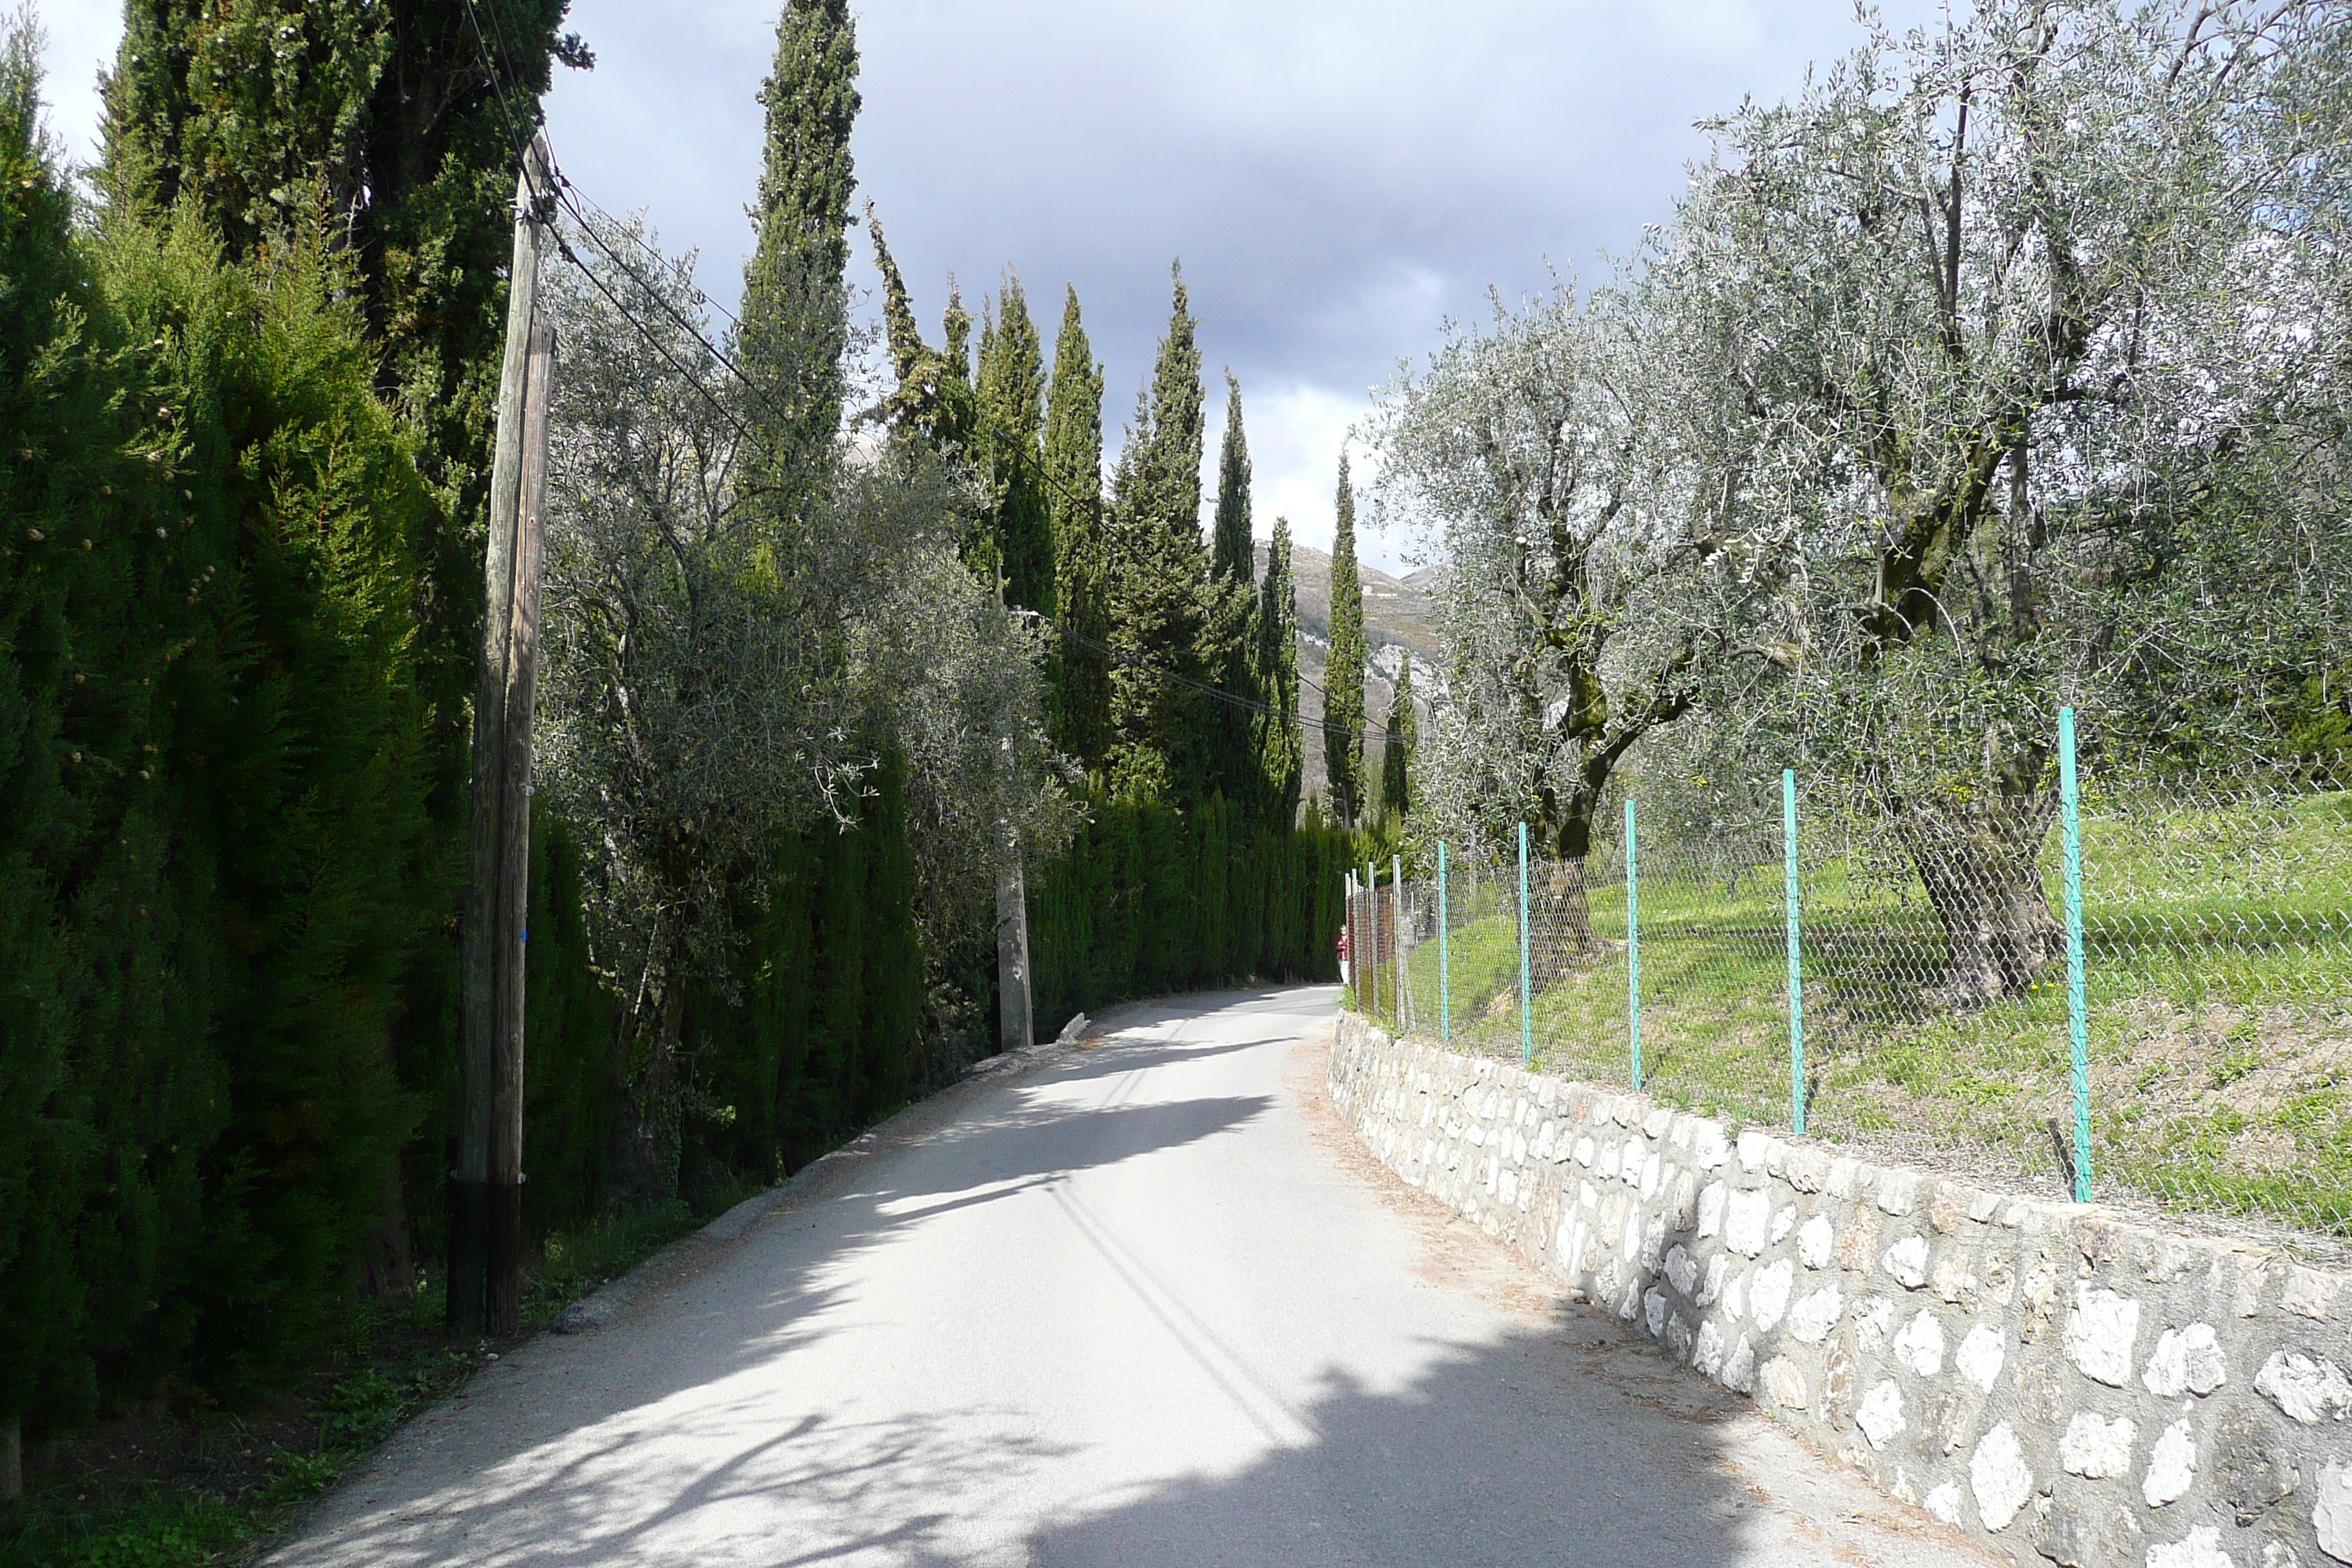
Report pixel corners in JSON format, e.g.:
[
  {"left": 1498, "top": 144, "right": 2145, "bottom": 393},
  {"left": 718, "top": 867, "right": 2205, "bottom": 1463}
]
[{"left": 37, "top": 0, "right": 1941, "bottom": 573}]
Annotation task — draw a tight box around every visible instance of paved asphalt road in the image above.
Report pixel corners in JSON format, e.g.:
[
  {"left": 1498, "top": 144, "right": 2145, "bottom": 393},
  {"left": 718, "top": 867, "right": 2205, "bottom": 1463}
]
[{"left": 268, "top": 987, "right": 1991, "bottom": 1568}]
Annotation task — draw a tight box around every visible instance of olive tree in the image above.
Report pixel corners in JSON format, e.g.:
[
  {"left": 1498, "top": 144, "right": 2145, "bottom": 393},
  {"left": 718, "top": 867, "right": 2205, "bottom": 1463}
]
[
  {"left": 1368, "top": 285, "right": 1741, "bottom": 974},
  {"left": 1638, "top": 0, "right": 2324, "bottom": 1003},
  {"left": 538, "top": 214, "right": 1063, "bottom": 1194}
]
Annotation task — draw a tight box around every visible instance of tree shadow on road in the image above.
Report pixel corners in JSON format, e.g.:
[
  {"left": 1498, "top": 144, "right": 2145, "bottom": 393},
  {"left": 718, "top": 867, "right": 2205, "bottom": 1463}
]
[{"left": 264, "top": 988, "right": 1967, "bottom": 1568}]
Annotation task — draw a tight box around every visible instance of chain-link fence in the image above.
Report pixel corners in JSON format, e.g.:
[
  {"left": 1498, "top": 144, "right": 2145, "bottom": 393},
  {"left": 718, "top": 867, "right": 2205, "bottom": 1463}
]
[{"left": 1343, "top": 723, "right": 2352, "bottom": 1249}]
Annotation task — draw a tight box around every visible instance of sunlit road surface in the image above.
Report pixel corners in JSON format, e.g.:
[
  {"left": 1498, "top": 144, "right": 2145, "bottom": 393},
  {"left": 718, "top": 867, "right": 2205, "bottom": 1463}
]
[{"left": 267, "top": 987, "right": 1989, "bottom": 1568}]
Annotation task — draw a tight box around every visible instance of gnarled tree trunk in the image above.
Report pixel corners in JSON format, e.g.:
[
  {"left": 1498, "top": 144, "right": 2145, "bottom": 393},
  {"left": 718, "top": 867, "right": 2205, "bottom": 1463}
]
[
  {"left": 1528, "top": 858, "right": 1602, "bottom": 990},
  {"left": 1896, "top": 794, "right": 2064, "bottom": 1008}
]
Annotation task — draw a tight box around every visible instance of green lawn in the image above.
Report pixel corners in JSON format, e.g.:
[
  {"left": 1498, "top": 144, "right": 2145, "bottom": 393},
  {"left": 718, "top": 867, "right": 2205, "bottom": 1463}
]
[{"left": 1373, "top": 788, "right": 2352, "bottom": 1240}]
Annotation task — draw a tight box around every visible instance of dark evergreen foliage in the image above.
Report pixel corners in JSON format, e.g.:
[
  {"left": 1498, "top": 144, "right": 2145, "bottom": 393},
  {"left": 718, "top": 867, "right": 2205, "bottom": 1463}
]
[
  {"left": 1379, "top": 653, "right": 1414, "bottom": 823},
  {"left": 1103, "top": 266, "right": 1210, "bottom": 799},
  {"left": 1255, "top": 519, "right": 1305, "bottom": 826},
  {"left": 741, "top": 0, "right": 859, "bottom": 485},
  {"left": 1027, "top": 793, "right": 1350, "bottom": 1036},
  {"left": 1043, "top": 286, "right": 1111, "bottom": 769},
  {"left": 1324, "top": 453, "right": 1367, "bottom": 826},
  {"left": 979, "top": 274, "right": 1053, "bottom": 614}
]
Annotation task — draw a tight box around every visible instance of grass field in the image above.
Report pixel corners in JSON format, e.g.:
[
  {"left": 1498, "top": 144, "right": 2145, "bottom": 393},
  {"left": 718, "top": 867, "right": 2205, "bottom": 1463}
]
[{"left": 1376, "top": 788, "right": 2352, "bottom": 1241}]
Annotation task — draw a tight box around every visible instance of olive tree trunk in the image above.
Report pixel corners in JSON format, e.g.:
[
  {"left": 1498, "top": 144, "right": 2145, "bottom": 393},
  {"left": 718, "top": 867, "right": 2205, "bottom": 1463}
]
[{"left": 1896, "top": 795, "right": 2064, "bottom": 1008}]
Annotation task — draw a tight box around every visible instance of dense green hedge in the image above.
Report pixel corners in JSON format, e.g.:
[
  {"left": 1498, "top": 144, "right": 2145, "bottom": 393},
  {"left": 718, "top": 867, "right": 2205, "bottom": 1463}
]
[
  {"left": 0, "top": 87, "right": 938, "bottom": 1444},
  {"left": 0, "top": 96, "right": 445, "bottom": 1424},
  {"left": 1028, "top": 792, "right": 1349, "bottom": 1035},
  {"left": 0, "top": 72, "right": 1335, "bottom": 1458}
]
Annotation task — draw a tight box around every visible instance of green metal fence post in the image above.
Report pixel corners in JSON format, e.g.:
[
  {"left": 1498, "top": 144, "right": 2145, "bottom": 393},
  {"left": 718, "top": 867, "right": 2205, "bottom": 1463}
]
[
  {"left": 1783, "top": 769, "right": 1805, "bottom": 1136},
  {"left": 1627, "top": 797, "right": 1641, "bottom": 1092},
  {"left": 1345, "top": 870, "right": 1357, "bottom": 1001},
  {"left": 1518, "top": 821, "right": 1532, "bottom": 1068},
  {"left": 2060, "top": 706, "right": 2091, "bottom": 1202},
  {"left": 1391, "top": 853, "right": 1404, "bottom": 1030},
  {"left": 1438, "top": 840, "right": 1450, "bottom": 1045}
]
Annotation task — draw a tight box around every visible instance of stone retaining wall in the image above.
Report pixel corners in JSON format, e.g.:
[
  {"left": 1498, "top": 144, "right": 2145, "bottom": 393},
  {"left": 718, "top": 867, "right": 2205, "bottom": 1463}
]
[{"left": 1329, "top": 1013, "right": 2352, "bottom": 1568}]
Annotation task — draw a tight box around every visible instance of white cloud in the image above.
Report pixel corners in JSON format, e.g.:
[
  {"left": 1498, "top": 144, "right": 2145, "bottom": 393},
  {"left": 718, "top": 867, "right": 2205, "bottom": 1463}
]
[
  {"left": 32, "top": 0, "right": 118, "bottom": 167},
  {"left": 1230, "top": 380, "right": 1391, "bottom": 565}
]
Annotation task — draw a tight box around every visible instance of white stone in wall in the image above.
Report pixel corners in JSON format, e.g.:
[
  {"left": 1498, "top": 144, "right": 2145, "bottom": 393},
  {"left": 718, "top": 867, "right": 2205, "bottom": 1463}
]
[
  {"left": 1640, "top": 1151, "right": 1664, "bottom": 1199},
  {"left": 1727, "top": 1190, "right": 1773, "bottom": 1256},
  {"left": 1646, "top": 1287, "right": 1670, "bottom": 1338},
  {"left": 1790, "top": 1284, "right": 1847, "bottom": 1345},
  {"left": 1699, "top": 1254, "right": 1727, "bottom": 1308},
  {"left": 2144, "top": 1419, "right": 2197, "bottom": 1507},
  {"left": 1956, "top": 1324, "right": 2007, "bottom": 1391},
  {"left": 1882, "top": 1235, "right": 1931, "bottom": 1289},
  {"left": 1621, "top": 1147, "right": 1646, "bottom": 1190},
  {"left": 1738, "top": 1128, "right": 1774, "bottom": 1172},
  {"left": 1925, "top": 1482, "right": 1964, "bottom": 1526},
  {"left": 1499, "top": 1169, "right": 1519, "bottom": 1207},
  {"left": 2061, "top": 1411, "right": 2136, "bottom": 1477},
  {"left": 2313, "top": 1459, "right": 2352, "bottom": 1563},
  {"left": 2258, "top": 1350, "right": 2352, "bottom": 1425},
  {"left": 1698, "top": 1180, "right": 1727, "bottom": 1240},
  {"left": 1875, "top": 1169, "right": 1921, "bottom": 1216},
  {"left": 1723, "top": 1334, "right": 1756, "bottom": 1393},
  {"left": 2068, "top": 1284, "right": 2145, "bottom": 1387},
  {"left": 1596, "top": 1141, "right": 1618, "bottom": 1178},
  {"left": 1891, "top": 1308, "right": 1945, "bottom": 1374},
  {"left": 1970, "top": 1422, "right": 2033, "bottom": 1531},
  {"left": 1574, "top": 1134, "right": 1595, "bottom": 1167},
  {"left": 1857, "top": 1379, "right": 1906, "bottom": 1449},
  {"left": 1798, "top": 1213, "right": 1836, "bottom": 1269},
  {"left": 1554, "top": 1214, "right": 1583, "bottom": 1273},
  {"left": 1693, "top": 1123, "right": 1729, "bottom": 1171},
  {"left": 1642, "top": 1213, "right": 1670, "bottom": 1270},
  {"left": 1579, "top": 1180, "right": 1598, "bottom": 1211},
  {"left": 2286, "top": 1267, "right": 2337, "bottom": 1322},
  {"left": 1665, "top": 1245, "right": 1698, "bottom": 1296},
  {"left": 1932, "top": 1251, "right": 1979, "bottom": 1305},
  {"left": 1695, "top": 1317, "right": 1727, "bottom": 1378},
  {"left": 2145, "top": 1324, "right": 2229, "bottom": 1398},
  {"left": 1619, "top": 1276, "right": 1643, "bottom": 1322},
  {"left": 2147, "top": 1528, "right": 2238, "bottom": 1568},
  {"left": 1771, "top": 1205, "right": 1797, "bottom": 1245},
  {"left": 2260, "top": 1539, "right": 2301, "bottom": 1568},
  {"left": 1621, "top": 1210, "right": 1643, "bottom": 1266},
  {"left": 1852, "top": 1295, "right": 1894, "bottom": 1350},
  {"left": 1752, "top": 1259, "right": 1795, "bottom": 1333},
  {"left": 1725, "top": 1267, "right": 1749, "bottom": 1322},
  {"left": 1760, "top": 1355, "right": 1806, "bottom": 1409},
  {"left": 1534, "top": 1120, "right": 1557, "bottom": 1161}
]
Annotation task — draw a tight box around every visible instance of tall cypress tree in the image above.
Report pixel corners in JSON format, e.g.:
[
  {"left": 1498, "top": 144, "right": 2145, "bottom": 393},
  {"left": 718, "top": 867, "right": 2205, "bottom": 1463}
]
[
  {"left": 867, "top": 210, "right": 973, "bottom": 458},
  {"left": 742, "top": 0, "right": 860, "bottom": 485},
  {"left": 1044, "top": 287, "right": 1111, "bottom": 768},
  {"left": 1202, "top": 372, "right": 1260, "bottom": 805},
  {"left": 1104, "top": 264, "right": 1208, "bottom": 799},
  {"left": 1325, "top": 451, "right": 1368, "bottom": 826},
  {"left": 1210, "top": 374, "right": 1253, "bottom": 587},
  {"left": 1379, "top": 653, "right": 1415, "bottom": 823},
  {"left": 978, "top": 272, "right": 1052, "bottom": 611},
  {"left": 1255, "top": 518, "right": 1305, "bottom": 825}
]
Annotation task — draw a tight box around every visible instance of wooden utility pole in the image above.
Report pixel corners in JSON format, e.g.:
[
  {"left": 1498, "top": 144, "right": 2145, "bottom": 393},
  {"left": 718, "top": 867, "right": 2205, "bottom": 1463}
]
[{"left": 453, "top": 136, "right": 554, "bottom": 1338}]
